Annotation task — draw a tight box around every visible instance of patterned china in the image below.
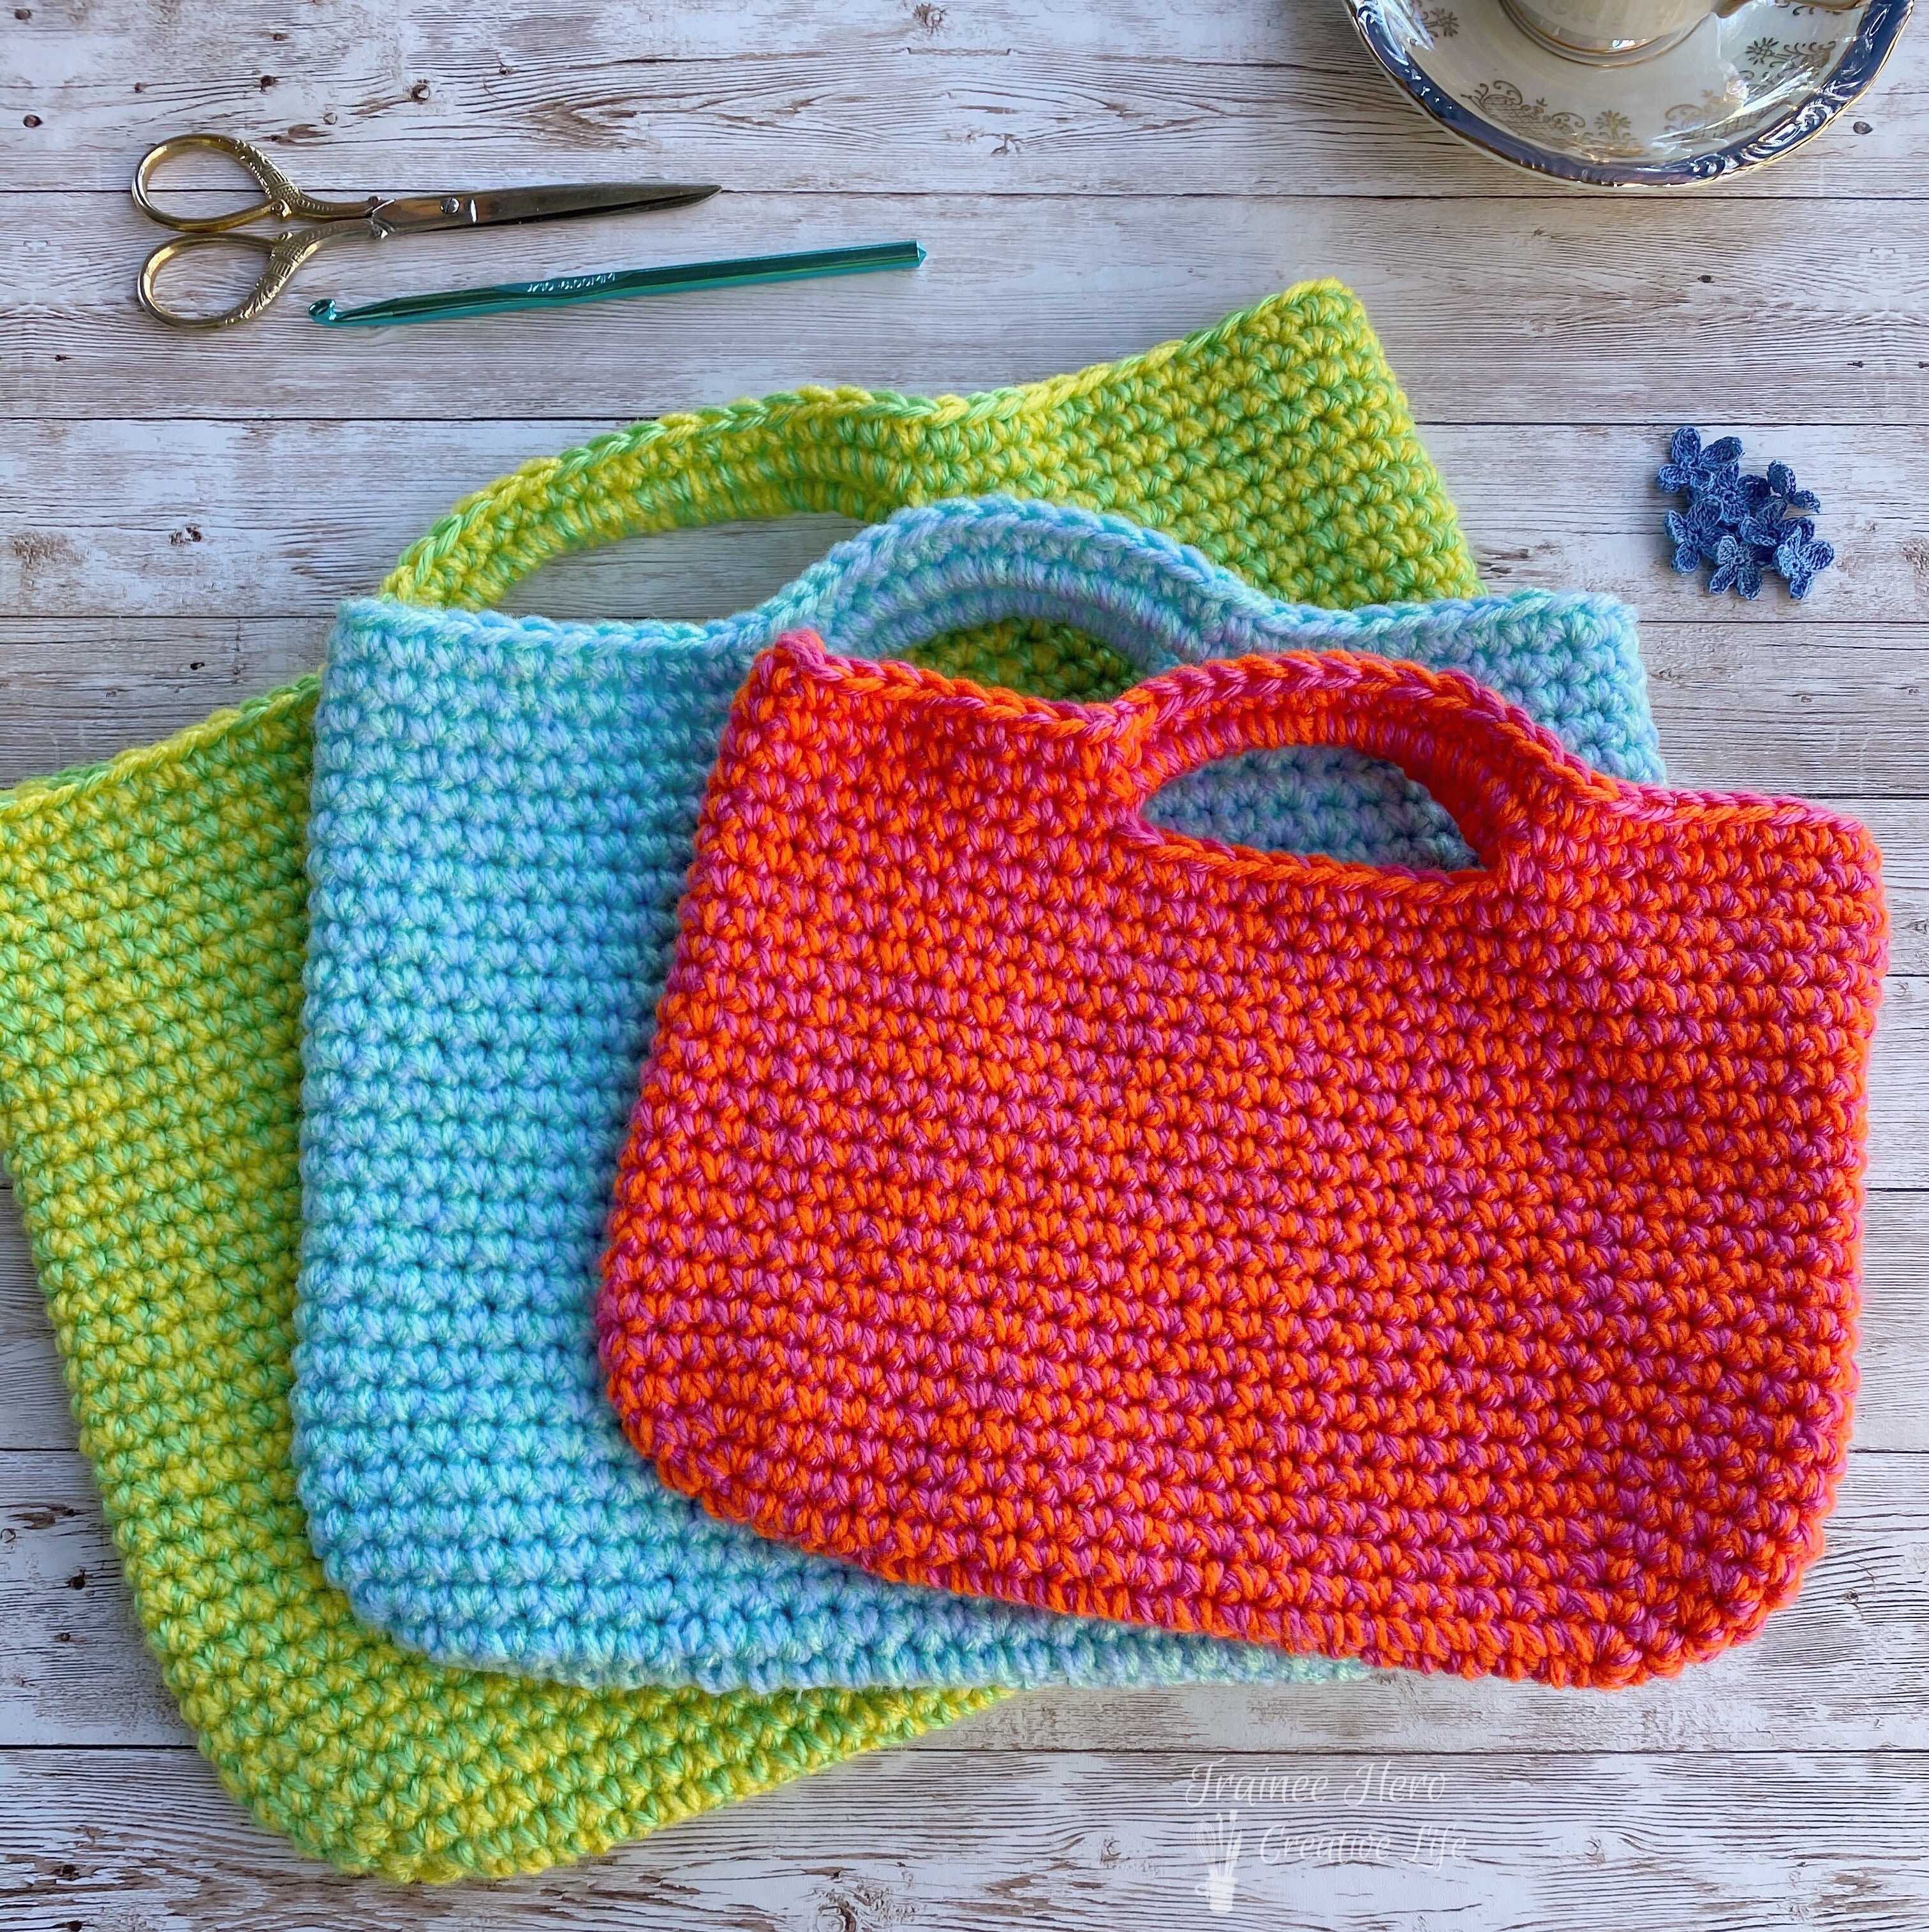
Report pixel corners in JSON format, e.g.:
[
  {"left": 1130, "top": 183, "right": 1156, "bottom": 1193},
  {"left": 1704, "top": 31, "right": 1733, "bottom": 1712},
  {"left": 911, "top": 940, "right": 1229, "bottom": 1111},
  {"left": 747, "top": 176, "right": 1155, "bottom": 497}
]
[{"left": 1347, "top": 0, "right": 1911, "bottom": 184}]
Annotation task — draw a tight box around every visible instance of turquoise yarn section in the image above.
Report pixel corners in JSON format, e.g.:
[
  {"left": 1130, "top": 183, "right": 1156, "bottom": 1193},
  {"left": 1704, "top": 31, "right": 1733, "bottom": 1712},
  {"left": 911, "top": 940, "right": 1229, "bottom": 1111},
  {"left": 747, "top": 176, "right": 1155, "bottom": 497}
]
[{"left": 295, "top": 496, "right": 1663, "bottom": 1691}]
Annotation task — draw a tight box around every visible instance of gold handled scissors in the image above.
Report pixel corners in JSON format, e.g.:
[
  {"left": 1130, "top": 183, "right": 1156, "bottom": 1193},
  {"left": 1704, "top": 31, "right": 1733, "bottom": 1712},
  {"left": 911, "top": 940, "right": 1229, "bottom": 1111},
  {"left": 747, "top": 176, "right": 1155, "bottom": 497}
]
[{"left": 133, "top": 132, "right": 721, "bottom": 331}]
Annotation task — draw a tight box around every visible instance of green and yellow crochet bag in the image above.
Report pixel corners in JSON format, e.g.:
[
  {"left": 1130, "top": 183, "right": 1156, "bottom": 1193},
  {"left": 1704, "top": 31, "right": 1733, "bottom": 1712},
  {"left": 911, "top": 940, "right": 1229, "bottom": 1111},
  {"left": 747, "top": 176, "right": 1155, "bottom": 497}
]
[{"left": 0, "top": 281, "right": 1475, "bottom": 1881}]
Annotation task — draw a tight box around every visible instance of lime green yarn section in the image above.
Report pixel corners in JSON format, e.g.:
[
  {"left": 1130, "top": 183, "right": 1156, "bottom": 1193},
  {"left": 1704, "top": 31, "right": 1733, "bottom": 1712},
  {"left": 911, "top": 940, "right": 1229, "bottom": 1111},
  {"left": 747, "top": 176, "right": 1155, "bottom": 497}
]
[
  {"left": 0, "top": 689, "right": 993, "bottom": 1883},
  {"left": 385, "top": 280, "right": 1477, "bottom": 626},
  {"left": 913, "top": 614, "right": 1148, "bottom": 702}
]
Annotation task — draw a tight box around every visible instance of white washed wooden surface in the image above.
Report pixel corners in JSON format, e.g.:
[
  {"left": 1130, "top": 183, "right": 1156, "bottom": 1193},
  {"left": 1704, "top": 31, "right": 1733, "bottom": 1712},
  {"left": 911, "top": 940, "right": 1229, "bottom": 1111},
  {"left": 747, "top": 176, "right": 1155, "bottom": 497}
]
[{"left": 3, "top": 2, "right": 1927, "bottom": 1926}]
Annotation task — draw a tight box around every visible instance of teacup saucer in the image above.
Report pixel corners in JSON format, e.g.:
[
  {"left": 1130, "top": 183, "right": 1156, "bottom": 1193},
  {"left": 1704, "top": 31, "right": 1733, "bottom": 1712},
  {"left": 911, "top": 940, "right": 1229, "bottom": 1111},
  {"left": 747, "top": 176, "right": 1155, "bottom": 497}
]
[{"left": 1347, "top": 0, "right": 1911, "bottom": 186}]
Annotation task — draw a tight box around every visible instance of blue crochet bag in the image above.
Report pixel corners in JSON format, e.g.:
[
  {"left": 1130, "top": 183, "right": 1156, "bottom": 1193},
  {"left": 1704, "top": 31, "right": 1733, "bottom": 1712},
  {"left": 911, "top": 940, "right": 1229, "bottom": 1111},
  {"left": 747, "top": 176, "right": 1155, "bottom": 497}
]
[{"left": 296, "top": 496, "right": 1663, "bottom": 1691}]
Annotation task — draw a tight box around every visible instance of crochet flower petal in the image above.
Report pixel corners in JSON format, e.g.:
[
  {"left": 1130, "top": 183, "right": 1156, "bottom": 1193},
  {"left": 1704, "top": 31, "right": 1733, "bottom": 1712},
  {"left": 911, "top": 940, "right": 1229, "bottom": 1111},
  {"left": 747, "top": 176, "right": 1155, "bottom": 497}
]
[
  {"left": 1763, "top": 459, "right": 1822, "bottom": 515},
  {"left": 1710, "top": 533, "right": 1765, "bottom": 600},
  {"left": 1658, "top": 424, "right": 1737, "bottom": 495},
  {"left": 1775, "top": 525, "right": 1836, "bottom": 600},
  {"left": 1701, "top": 470, "right": 1753, "bottom": 523}
]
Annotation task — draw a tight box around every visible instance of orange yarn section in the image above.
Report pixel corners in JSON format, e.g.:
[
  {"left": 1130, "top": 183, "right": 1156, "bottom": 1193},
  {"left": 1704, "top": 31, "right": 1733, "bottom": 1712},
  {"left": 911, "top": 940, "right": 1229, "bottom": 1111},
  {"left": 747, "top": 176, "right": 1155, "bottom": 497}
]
[{"left": 599, "top": 636, "right": 1888, "bottom": 1688}]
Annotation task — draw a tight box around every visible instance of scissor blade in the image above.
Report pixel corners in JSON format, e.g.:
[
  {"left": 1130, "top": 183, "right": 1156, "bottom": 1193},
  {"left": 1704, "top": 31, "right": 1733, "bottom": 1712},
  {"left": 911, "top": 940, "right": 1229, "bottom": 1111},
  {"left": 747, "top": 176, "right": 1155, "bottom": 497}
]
[{"left": 373, "top": 182, "right": 720, "bottom": 235}]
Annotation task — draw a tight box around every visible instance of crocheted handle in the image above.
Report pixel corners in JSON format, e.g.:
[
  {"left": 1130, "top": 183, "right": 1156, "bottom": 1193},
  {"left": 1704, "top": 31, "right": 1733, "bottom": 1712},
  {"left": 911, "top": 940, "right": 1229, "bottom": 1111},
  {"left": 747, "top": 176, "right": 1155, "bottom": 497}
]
[
  {"left": 373, "top": 285, "right": 1482, "bottom": 615},
  {"left": 792, "top": 502, "right": 1371, "bottom": 687},
  {"left": 385, "top": 489, "right": 1400, "bottom": 689},
  {"left": 1115, "top": 651, "right": 1605, "bottom": 872}
]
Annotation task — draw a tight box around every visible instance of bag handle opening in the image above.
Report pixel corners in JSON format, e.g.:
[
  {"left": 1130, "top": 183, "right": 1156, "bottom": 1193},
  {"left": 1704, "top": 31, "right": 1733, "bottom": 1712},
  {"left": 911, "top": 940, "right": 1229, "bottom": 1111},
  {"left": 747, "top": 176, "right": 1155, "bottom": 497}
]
[
  {"left": 763, "top": 501, "right": 1476, "bottom": 688},
  {"left": 1110, "top": 651, "right": 1618, "bottom": 877}
]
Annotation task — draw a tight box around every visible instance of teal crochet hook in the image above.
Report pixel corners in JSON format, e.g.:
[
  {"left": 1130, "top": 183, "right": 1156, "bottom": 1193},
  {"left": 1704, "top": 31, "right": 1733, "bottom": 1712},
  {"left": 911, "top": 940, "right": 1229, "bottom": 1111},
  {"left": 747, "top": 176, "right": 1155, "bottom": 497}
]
[{"left": 308, "top": 239, "right": 925, "bottom": 327}]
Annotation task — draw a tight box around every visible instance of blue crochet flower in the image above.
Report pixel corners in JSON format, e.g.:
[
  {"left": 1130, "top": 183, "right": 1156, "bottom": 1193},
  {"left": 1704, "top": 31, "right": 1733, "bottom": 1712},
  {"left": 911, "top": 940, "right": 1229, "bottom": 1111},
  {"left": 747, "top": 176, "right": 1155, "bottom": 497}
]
[
  {"left": 1774, "top": 519, "right": 1836, "bottom": 600},
  {"left": 1738, "top": 504, "right": 1792, "bottom": 552},
  {"left": 1729, "top": 471, "right": 1776, "bottom": 522},
  {"left": 1708, "top": 531, "right": 1767, "bottom": 600},
  {"left": 1763, "top": 459, "right": 1821, "bottom": 519},
  {"left": 1665, "top": 500, "right": 1726, "bottom": 571},
  {"left": 1658, "top": 427, "right": 1835, "bottom": 600},
  {"left": 1657, "top": 425, "right": 1744, "bottom": 496},
  {"left": 1681, "top": 465, "right": 1748, "bottom": 528}
]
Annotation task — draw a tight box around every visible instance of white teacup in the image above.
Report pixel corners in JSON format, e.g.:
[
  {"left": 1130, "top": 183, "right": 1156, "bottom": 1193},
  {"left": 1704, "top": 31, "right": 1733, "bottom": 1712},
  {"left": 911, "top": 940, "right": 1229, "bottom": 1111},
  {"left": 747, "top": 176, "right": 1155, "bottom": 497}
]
[{"left": 1500, "top": 0, "right": 1864, "bottom": 64}]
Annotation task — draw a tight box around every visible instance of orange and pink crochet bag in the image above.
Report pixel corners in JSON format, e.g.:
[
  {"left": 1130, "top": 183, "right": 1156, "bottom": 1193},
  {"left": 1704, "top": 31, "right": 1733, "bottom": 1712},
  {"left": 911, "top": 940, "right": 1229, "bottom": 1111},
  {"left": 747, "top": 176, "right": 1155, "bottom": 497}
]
[{"left": 598, "top": 635, "right": 1888, "bottom": 1690}]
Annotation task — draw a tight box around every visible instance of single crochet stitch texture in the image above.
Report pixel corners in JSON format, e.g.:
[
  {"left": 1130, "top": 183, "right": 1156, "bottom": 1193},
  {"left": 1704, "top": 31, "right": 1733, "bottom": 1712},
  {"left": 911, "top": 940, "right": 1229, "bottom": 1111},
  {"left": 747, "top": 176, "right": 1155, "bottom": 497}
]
[
  {"left": 383, "top": 280, "right": 1475, "bottom": 614},
  {"left": 297, "top": 496, "right": 1662, "bottom": 1691},
  {"left": 0, "top": 283, "right": 1463, "bottom": 1870},
  {"left": 601, "top": 638, "right": 1887, "bottom": 1691},
  {"left": 0, "top": 695, "right": 991, "bottom": 1880}
]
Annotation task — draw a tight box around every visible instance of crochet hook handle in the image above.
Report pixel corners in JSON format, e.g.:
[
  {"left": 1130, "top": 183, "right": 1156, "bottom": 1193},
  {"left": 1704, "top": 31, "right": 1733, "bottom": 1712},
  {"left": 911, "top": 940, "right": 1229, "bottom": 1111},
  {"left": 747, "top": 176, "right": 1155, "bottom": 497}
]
[{"left": 309, "top": 240, "right": 925, "bottom": 327}]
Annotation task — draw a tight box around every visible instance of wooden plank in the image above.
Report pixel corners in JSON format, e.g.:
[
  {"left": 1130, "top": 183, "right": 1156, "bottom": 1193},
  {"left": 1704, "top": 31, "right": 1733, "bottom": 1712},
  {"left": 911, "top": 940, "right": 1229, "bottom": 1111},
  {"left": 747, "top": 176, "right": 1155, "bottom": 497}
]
[
  {"left": 3, "top": 193, "right": 1926, "bottom": 422},
  {"left": 1433, "top": 425, "right": 1929, "bottom": 618},
  {"left": 4, "top": 1437, "right": 1925, "bottom": 1757},
  {"left": 1847, "top": 1188, "right": 1929, "bottom": 1455},
  {"left": 0, "top": 1450, "right": 183, "bottom": 1748},
  {"left": 1866, "top": 976, "right": 1928, "bottom": 1190},
  {"left": 0, "top": 1193, "right": 75, "bottom": 1454},
  {"left": 1641, "top": 624, "right": 1929, "bottom": 797},
  {"left": 1, "top": 422, "right": 1923, "bottom": 625},
  {"left": 1806, "top": 802, "right": 1929, "bottom": 977},
  {"left": 2, "top": 1743, "right": 1926, "bottom": 1928},
  {"left": 0, "top": 619, "right": 324, "bottom": 785},
  {"left": 3, "top": 0, "right": 1922, "bottom": 198},
  {"left": 6, "top": 615, "right": 1929, "bottom": 801}
]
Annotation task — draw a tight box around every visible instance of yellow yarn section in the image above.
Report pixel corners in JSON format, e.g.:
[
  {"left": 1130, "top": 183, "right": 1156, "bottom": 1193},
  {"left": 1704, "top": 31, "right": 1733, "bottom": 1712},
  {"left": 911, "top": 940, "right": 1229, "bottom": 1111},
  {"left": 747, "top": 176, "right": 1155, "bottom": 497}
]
[
  {"left": 0, "top": 687, "right": 993, "bottom": 1882},
  {"left": 385, "top": 281, "right": 1477, "bottom": 617}
]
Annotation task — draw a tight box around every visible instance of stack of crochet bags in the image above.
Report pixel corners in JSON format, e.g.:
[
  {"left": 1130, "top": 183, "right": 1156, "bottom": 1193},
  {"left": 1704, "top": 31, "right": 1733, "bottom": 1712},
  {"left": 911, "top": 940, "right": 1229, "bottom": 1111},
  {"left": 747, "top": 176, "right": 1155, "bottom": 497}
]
[{"left": 0, "top": 283, "right": 1884, "bottom": 1883}]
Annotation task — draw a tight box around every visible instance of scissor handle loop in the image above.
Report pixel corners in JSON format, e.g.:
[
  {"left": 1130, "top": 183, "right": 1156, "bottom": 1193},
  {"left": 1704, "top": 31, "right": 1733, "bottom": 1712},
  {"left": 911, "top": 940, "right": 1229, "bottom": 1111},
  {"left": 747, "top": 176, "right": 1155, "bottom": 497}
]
[
  {"left": 137, "top": 227, "right": 333, "bottom": 331},
  {"left": 132, "top": 132, "right": 377, "bottom": 233}
]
